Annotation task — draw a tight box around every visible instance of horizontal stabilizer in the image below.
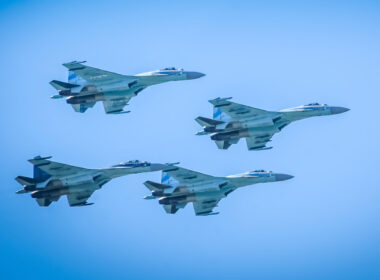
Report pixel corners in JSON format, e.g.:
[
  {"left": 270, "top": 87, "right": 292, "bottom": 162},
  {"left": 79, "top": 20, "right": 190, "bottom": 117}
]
[
  {"left": 162, "top": 203, "right": 186, "bottom": 214},
  {"left": 50, "top": 80, "right": 79, "bottom": 90},
  {"left": 144, "top": 181, "right": 172, "bottom": 191},
  {"left": 163, "top": 204, "right": 179, "bottom": 214},
  {"left": 36, "top": 198, "right": 52, "bottom": 207},
  {"left": 215, "top": 140, "right": 232, "bottom": 150},
  {"left": 195, "top": 116, "right": 224, "bottom": 127},
  {"left": 195, "top": 130, "right": 209, "bottom": 136},
  {"left": 71, "top": 103, "right": 95, "bottom": 113},
  {"left": 15, "top": 176, "right": 36, "bottom": 186},
  {"left": 35, "top": 195, "right": 60, "bottom": 207}
]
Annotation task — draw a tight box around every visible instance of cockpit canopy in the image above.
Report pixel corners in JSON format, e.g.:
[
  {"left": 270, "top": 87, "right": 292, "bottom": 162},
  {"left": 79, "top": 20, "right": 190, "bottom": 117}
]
[
  {"left": 304, "top": 103, "right": 327, "bottom": 106},
  {"left": 125, "top": 160, "right": 146, "bottom": 164},
  {"left": 113, "top": 160, "right": 149, "bottom": 167},
  {"left": 244, "top": 170, "right": 272, "bottom": 177}
]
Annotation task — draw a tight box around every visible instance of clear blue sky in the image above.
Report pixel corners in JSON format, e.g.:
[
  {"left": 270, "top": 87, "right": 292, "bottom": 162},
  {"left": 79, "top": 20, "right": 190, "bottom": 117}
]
[{"left": 0, "top": 1, "right": 379, "bottom": 279}]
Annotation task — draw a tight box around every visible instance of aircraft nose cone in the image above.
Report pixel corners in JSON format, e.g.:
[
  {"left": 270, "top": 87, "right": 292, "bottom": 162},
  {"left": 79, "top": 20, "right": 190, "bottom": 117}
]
[
  {"left": 330, "top": 106, "right": 350, "bottom": 115},
  {"left": 275, "top": 174, "right": 294, "bottom": 181},
  {"left": 150, "top": 163, "right": 167, "bottom": 171},
  {"left": 186, "top": 71, "right": 205, "bottom": 80}
]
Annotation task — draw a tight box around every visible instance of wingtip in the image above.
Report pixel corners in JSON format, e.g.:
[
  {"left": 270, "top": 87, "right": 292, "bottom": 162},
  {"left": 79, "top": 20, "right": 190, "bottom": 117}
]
[
  {"left": 28, "top": 155, "right": 52, "bottom": 163},
  {"left": 62, "top": 60, "right": 87, "bottom": 66},
  {"left": 71, "top": 202, "right": 94, "bottom": 207},
  {"left": 166, "top": 162, "right": 180, "bottom": 166},
  {"left": 108, "top": 110, "right": 131, "bottom": 115},
  {"left": 197, "top": 211, "right": 220, "bottom": 216},
  {"left": 250, "top": 146, "right": 273, "bottom": 151},
  {"left": 32, "top": 155, "right": 52, "bottom": 160},
  {"left": 208, "top": 97, "right": 232, "bottom": 102}
]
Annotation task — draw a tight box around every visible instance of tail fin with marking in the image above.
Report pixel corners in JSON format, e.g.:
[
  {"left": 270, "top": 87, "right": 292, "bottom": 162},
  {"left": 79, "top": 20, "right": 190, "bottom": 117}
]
[
  {"left": 33, "top": 164, "right": 51, "bottom": 182},
  {"left": 64, "top": 61, "right": 88, "bottom": 86}
]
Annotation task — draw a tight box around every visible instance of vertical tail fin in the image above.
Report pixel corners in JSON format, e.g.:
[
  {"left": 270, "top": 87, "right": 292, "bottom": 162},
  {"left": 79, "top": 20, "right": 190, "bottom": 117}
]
[
  {"left": 68, "top": 70, "right": 87, "bottom": 86},
  {"left": 33, "top": 166, "right": 51, "bottom": 181},
  {"left": 65, "top": 61, "right": 88, "bottom": 86},
  {"left": 209, "top": 97, "right": 233, "bottom": 122},
  {"left": 161, "top": 169, "right": 180, "bottom": 187},
  {"left": 31, "top": 156, "right": 51, "bottom": 181}
]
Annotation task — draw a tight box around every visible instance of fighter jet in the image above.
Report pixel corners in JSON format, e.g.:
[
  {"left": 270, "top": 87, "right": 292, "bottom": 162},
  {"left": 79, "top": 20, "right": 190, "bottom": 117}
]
[
  {"left": 50, "top": 61, "right": 205, "bottom": 114},
  {"left": 195, "top": 97, "right": 350, "bottom": 151},
  {"left": 143, "top": 165, "right": 293, "bottom": 216},
  {"left": 16, "top": 156, "right": 168, "bottom": 207}
]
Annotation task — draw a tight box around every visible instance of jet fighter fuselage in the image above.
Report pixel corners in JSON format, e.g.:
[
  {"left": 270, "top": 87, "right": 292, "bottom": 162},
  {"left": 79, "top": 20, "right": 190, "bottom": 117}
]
[
  {"left": 196, "top": 98, "right": 349, "bottom": 150},
  {"left": 16, "top": 156, "right": 167, "bottom": 207},
  {"left": 144, "top": 165, "right": 293, "bottom": 215},
  {"left": 51, "top": 62, "right": 205, "bottom": 114}
]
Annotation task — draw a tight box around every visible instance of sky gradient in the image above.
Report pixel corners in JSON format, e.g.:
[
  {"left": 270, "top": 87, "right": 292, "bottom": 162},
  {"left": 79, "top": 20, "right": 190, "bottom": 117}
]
[{"left": 0, "top": 1, "right": 379, "bottom": 279}]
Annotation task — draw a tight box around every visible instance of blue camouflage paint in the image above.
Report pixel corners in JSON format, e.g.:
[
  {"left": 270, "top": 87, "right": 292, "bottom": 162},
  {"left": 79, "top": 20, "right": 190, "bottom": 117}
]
[
  {"left": 33, "top": 166, "right": 51, "bottom": 181},
  {"left": 161, "top": 172, "right": 170, "bottom": 184}
]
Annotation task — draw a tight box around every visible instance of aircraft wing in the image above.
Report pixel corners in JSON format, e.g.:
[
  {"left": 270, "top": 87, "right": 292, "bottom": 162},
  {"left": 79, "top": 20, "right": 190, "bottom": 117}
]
[
  {"left": 67, "top": 189, "right": 96, "bottom": 206},
  {"left": 71, "top": 102, "right": 96, "bottom": 113},
  {"left": 34, "top": 188, "right": 96, "bottom": 207},
  {"left": 102, "top": 97, "right": 131, "bottom": 114},
  {"left": 246, "top": 133, "right": 275, "bottom": 150},
  {"left": 63, "top": 61, "right": 136, "bottom": 85},
  {"left": 193, "top": 198, "right": 221, "bottom": 216},
  {"left": 162, "top": 166, "right": 216, "bottom": 186},
  {"left": 28, "top": 157, "right": 90, "bottom": 177},
  {"left": 210, "top": 98, "right": 273, "bottom": 120}
]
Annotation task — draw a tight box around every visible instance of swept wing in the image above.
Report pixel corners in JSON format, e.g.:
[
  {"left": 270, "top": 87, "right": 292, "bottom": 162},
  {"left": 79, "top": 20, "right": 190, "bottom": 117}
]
[
  {"left": 63, "top": 61, "right": 136, "bottom": 85},
  {"left": 245, "top": 132, "right": 276, "bottom": 150},
  {"left": 210, "top": 98, "right": 275, "bottom": 120},
  {"left": 162, "top": 166, "right": 216, "bottom": 186},
  {"left": 102, "top": 97, "right": 131, "bottom": 114},
  {"left": 193, "top": 199, "right": 221, "bottom": 216},
  {"left": 28, "top": 157, "right": 91, "bottom": 177},
  {"left": 67, "top": 189, "right": 96, "bottom": 206}
]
